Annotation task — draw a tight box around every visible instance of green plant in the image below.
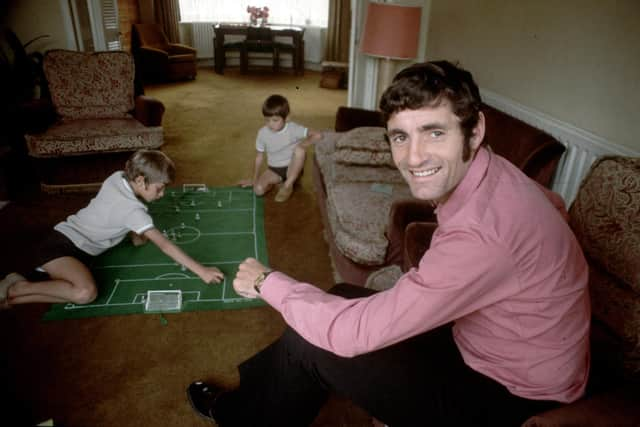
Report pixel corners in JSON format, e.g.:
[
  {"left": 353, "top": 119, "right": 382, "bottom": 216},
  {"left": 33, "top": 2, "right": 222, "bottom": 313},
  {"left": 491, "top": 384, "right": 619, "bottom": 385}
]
[{"left": 0, "top": 28, "right": 50, "bottom": 104}]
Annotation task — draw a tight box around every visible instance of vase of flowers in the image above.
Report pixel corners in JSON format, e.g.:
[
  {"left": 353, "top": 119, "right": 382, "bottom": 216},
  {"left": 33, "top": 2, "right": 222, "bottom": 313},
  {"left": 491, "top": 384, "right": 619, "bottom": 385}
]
[{"left": 247, "top": 6, "right": 269, "bottom": 26}]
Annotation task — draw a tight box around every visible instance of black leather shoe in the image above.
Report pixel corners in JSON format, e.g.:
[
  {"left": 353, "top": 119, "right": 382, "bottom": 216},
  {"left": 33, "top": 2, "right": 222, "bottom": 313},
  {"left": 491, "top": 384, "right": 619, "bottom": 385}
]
[{"left": 186, "top": 380, "right": 221, "bottom": 424}]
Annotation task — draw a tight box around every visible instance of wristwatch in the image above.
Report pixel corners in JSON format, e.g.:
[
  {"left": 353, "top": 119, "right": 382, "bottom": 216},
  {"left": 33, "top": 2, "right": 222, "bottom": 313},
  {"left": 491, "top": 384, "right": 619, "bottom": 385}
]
[{"left": 253, "top": 270, "right": 273, "bottom": 294}]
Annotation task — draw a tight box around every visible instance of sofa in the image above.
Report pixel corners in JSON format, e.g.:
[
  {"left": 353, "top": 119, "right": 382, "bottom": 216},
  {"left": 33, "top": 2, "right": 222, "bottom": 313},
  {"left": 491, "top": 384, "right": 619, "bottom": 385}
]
[
  {"left": 374, "top": 156, "right": 640, "bottom": 425},
  {"left": 24, "top": 50, "right": 165, "bottom": 192},
  {"left": 312, "top": 105, "right": 566, "bottom": 286}
]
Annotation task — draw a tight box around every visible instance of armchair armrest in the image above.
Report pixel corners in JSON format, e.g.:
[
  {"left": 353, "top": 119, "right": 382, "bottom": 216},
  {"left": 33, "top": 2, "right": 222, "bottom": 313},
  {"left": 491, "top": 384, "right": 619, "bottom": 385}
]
[
  {"left": 133, "top": 95, "right": 165, "bottom": 127},
  {"left": 335, "top": 106, "right": 385, "bottom": 132},
  {"left": 167, "top": 43, "right": 197, "bottom": 55},
  {"left": 520, "top": 139, "right": 566, "bottom": 188},
  {"left": 403, "top": 222, "right": 438, "bottom": 271},
  {"left": 385, "top": 199, "right": 436, "bottom": 270},
  {"left": 139, "top": 46, "right": 170, "bottom": 61}
]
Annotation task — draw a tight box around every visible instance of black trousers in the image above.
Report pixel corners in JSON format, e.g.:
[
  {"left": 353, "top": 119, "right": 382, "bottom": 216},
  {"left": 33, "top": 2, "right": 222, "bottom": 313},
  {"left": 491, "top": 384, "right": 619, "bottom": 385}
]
[{"left": 213, "top": 284, "right": 558, "bottom": 426}]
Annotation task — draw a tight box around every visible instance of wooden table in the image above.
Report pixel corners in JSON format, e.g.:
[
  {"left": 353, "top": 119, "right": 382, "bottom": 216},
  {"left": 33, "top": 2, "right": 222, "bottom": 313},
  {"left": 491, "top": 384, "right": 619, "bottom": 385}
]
[{"left": 213, "top": 24, "right": 305, "bottom": 74}]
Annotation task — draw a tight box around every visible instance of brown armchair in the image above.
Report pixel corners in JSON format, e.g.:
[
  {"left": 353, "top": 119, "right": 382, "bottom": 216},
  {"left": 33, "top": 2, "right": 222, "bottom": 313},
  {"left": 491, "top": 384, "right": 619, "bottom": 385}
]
[
  {"left": 132, "top": 23, "right": 197, "bottom": 81},
  {"left": 24, "top": 50, "right": 165, "bottom": 192}
]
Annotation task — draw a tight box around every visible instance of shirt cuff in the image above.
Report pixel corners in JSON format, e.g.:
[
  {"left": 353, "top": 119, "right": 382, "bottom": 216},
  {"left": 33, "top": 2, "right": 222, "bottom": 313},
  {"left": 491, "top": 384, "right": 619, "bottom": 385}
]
[{"left": 259, "top": 271, "right": 299, "bottom": 310}]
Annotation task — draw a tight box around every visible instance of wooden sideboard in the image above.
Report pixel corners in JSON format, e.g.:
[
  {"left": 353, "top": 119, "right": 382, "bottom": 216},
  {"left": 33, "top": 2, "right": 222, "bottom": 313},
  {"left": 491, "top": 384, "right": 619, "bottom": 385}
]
[{"left": 213, "top": 24, "right": 305, "bottom": 74}]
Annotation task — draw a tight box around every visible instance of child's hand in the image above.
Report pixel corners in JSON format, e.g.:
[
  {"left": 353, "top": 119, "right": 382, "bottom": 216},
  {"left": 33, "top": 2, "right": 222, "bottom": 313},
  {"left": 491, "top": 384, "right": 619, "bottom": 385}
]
[
  {"left": 200, "top": 267, "right": 224, "bottom": 284},
  {"left": 237, "top": 179, "right": 253, "bottom": 188}
]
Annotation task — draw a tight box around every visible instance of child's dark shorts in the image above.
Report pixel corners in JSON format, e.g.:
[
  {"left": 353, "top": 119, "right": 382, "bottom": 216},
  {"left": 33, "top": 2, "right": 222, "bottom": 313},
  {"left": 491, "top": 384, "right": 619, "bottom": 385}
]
[
  {"left": 269, "top": 166, "right": 303, "bottom": 182},
  {"left": 33, "top": 230, "right": 93, "bottom": 271}
]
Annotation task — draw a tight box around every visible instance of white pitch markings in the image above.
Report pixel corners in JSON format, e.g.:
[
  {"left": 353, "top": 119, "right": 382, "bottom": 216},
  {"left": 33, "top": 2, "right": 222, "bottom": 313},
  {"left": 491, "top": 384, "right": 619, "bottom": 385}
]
[
  {"left": 96, "top": 260, "right": 243, "bottom": 269},
  {"left": 106, "top": 278, "right": 120, "bottom": 304},
  {"left": 156, "top": 272, "right": 190, "bottom": 279},
  {"left": 252, "top": 193, "right": 258, "bottom": 258}
]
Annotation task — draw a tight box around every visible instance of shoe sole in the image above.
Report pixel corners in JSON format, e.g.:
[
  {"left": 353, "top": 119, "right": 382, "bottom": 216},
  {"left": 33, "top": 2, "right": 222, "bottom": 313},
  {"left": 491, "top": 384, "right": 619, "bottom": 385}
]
[{"left": 186, "top": 382, "right": 218, "bottom": 425}]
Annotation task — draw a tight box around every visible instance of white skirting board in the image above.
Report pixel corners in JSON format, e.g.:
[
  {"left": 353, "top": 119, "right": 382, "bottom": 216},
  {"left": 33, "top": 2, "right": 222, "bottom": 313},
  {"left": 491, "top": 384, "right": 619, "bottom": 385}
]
[{"left": 481, "top": 89, "right": 639, "bottom": 205}]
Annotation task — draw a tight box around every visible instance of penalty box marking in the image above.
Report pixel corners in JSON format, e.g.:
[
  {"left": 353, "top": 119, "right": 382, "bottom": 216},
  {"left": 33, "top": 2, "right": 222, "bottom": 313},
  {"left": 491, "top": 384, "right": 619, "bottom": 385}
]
[{"left": 61, "top": 275, "right": 240, "bottom": 310}]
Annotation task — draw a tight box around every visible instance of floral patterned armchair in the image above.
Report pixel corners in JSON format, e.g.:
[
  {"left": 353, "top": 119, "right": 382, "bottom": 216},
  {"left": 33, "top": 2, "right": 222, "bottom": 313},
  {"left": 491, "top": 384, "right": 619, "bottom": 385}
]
[{"left": 25, "top": 50, "right": 165, "bottom": 192}]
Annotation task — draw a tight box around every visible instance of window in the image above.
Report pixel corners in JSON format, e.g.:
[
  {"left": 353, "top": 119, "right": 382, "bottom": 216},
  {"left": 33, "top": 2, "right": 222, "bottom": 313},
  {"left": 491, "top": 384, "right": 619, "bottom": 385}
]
[{"left": 178, "top": 0, "right": 329, "bottom": 27}]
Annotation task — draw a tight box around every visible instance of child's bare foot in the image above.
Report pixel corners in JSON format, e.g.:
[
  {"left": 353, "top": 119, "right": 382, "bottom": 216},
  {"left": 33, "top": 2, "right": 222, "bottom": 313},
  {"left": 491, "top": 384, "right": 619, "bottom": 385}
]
[
  {"left": 274, "top": 184, "right": 293, "bottom": 202},
  {"left": 0, "top": 272, "right": 25, "bottom": 310}
]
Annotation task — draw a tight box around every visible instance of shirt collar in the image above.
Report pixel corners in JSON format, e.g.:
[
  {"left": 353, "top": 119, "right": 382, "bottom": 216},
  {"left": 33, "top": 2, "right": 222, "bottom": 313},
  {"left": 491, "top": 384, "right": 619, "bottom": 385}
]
[
  {"left": 276, "top": 122, "right": 289, "bottom": 134},
  {"left": 121, "top": 172, "right": 136, "bottom": 196},
  {"left": 436, "top": 146, "right": 491, "bottom": 221}
]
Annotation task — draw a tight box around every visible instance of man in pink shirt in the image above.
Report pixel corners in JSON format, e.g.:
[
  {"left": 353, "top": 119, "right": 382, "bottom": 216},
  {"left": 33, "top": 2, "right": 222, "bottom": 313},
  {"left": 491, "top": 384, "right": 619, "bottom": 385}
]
[{"left": 187, "top": 61, "right": 590, "bottom": 426}]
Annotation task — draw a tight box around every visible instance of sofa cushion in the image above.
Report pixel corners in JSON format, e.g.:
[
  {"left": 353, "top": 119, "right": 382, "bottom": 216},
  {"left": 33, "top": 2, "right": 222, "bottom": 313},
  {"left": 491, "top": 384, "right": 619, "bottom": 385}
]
[
  {"left": 333, "top": 163, "right": 405, "bottom": 184},
  {"left": 588, "top": 265, "right": 640, "bottom": 377},
  {"left": 569, "top": 156, "right": 640, "bottom": 378},
  {"left": 569, "top": 156, "right": 640, "bottom": 293},
  {"left": 317, "top": 131, "right": 403, "bottom": 183},
  {"left": 25, "top": 118, "right": 163, "bottom": 158},
  {"left": 326, "top": 182, "right": 413, "bottom": 265},
  {"left": 334, "top": 127, "right": 395, "bottom": 167},
  {"left": 44, "top": 50, "right": 135, "bottom": 120}
]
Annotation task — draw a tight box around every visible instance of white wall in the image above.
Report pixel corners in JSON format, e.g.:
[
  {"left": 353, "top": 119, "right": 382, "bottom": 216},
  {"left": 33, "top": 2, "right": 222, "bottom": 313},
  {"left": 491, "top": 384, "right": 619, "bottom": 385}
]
[
  {"left": 426, "top": 0, "right": 640, "bottom": 152},
  {"left": 5, "top": 0, "right": 76, "bottom": 52}
]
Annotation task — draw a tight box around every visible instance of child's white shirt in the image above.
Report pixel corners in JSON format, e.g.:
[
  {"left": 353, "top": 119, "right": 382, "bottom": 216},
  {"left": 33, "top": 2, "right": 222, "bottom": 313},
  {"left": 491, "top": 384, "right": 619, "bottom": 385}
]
[
  {"left": 256, "top": 121, "right": 308, "bottom": 167},
  {"left": 54, "top": 171, "right": 154, "bottom": 255}
]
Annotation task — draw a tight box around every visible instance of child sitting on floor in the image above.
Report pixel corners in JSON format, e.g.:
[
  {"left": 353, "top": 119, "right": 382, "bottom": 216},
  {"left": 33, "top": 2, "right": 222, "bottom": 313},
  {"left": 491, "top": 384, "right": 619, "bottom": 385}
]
[
  {"left": 0, "top": 149, "right": 223, "bottom": 309},
  {"left": 238, "top": 94, "right": 322, "bottom": 202}
]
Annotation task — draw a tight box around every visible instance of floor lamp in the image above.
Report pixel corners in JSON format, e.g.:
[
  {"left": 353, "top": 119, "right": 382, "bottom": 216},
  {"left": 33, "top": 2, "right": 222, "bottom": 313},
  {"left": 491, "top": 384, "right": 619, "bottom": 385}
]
[{"left": 359, "top": 2, "right": 422, "bottom": 99}]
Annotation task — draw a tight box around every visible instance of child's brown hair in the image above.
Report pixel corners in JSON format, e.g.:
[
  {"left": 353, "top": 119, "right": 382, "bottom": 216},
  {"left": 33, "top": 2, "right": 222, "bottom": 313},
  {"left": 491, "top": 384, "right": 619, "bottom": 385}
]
[
  {"left": 262, "top": 94, "right": 290, "bottom": 119},
  {"left": 124, "top": 150, "right": 175, "bottom": 184}
]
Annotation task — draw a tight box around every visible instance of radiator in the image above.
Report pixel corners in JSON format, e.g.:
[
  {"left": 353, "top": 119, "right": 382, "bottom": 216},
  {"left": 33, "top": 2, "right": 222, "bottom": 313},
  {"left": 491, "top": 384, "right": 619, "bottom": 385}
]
[
  {"left": 552, "top": 144, "right": 600, "bottom": 206},
  {"left": 179, "top": 22, "right": 323, "bottom": 67},
  {"left": 180, "top": 22, "right": 215, "bottom": 59}
]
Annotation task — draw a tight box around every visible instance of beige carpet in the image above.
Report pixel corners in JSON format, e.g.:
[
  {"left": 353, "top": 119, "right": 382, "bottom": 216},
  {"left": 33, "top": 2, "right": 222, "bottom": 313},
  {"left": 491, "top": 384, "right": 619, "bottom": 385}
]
[{"left": 0, "top": 68, "right": 374, "bottom": 426}]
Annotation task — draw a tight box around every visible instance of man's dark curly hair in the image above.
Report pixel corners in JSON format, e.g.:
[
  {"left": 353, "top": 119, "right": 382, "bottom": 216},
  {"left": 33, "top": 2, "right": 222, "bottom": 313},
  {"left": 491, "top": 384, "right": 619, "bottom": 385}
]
[{"left": 379, "top": 61, "right": 484, "bottom": 160}]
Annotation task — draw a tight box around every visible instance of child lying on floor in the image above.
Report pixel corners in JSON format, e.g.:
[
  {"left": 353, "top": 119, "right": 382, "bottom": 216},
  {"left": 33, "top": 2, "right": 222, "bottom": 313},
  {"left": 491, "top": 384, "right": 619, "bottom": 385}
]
[{"left": 0, "top": 149, "right": 223, "bottom": 309}]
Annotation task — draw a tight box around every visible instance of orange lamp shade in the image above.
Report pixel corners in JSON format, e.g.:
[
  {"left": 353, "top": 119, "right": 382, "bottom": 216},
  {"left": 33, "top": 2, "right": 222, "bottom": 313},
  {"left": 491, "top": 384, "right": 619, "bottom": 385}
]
[{"left": 360, "top": 2, "right": 422, "bottom": 60}]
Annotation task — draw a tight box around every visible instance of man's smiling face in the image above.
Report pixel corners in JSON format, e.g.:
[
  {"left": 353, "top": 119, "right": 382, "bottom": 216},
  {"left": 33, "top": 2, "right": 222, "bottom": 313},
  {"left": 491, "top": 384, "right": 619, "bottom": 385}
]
[{"left": 387, "top": 102, "right": 484, "bottom": 205}]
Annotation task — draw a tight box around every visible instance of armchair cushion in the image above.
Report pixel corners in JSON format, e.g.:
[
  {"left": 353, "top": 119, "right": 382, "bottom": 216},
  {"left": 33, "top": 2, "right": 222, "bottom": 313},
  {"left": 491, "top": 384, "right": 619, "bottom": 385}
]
[
  {"left": 569, "top": 156, "right": 640, "bottom": 377},
  {"left": 569, "top": 156, "right": 640, "bottom": 293},
  {"left": 334, "top": 127, "right": 394, "bottom": 167},
  {"left": 25, "top": 118, "right": 163, "bottom": 158},
  {"left": 320, "top": 128, "right": 403, "bottom": 184},
  {"left": 44, "top": 50, "right": 134, "bottom": 120}
]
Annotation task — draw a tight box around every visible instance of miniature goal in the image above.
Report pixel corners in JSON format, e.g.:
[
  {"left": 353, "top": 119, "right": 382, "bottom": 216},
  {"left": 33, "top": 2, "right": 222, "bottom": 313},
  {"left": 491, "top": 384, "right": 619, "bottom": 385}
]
[{"left": 145, "top": 290, "right": 183, "bottom": 312}]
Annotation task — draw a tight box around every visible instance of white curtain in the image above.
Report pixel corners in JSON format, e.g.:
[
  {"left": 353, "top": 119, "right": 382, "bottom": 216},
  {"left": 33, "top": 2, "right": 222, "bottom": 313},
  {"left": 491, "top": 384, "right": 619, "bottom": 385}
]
[{"left": 178, "top": 0, "right": 329, "bottom": 27}]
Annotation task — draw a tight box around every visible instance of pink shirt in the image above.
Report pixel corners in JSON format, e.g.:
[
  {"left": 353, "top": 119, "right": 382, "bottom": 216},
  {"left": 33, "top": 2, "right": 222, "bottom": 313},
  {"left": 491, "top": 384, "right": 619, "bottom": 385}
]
[{"left": 261, "top": 147, "right": 590, "bottom": 403}]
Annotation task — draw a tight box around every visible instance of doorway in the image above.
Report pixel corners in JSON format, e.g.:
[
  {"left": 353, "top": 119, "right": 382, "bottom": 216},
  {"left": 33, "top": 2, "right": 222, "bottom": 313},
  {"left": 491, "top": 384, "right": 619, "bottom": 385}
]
[{"left": 68, "top": 0, "right": 121, "bottom": 52}]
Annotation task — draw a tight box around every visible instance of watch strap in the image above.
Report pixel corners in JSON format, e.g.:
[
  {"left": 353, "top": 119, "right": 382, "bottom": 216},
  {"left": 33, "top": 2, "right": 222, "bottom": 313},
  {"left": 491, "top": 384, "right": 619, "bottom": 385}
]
[{"left": 253, "top": 270, "right": 273, "bottom": 294}]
